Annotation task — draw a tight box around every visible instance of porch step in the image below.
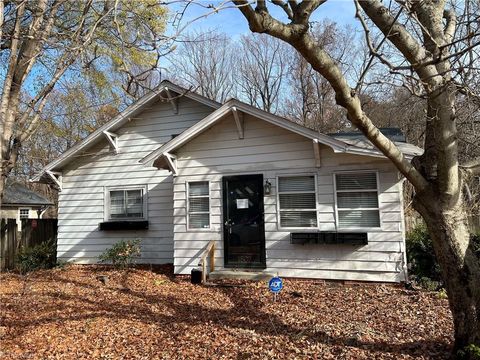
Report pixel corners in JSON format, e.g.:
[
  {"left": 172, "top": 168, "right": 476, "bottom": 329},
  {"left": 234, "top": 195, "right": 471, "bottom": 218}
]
[{"left": 209, "top": 269, "right": 276, "bottom": 281}]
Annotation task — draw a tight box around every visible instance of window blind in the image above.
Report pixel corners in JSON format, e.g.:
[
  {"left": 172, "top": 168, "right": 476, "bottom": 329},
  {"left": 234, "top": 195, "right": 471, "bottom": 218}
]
[
  {"left": 278, "top": 176, "right": 317, "bottom": 228},
  {"left": 335, "top": 172, "right": 380, "bottom": 228},
  {"left": 335, "top": 172, "right": 377, "bottom": 190},
  {"left": 188, "top": 181, "right": 210, "bottom": 229},
  {"left": 279, "top": 176, "right": 315, "bottom": 192}
]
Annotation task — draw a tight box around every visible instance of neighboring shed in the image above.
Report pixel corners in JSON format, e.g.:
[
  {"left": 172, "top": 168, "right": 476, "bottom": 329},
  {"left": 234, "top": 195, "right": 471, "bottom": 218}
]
[{"left": 1, "top": 181, "right": 53, "bottom": 231}]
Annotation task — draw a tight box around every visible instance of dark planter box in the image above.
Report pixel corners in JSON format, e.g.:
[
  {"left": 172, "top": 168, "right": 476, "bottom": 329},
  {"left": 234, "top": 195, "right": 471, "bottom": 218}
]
[
  {"left": 99, "top": 221, "right": 149, "bottom": 231},
  {"left": 290, "top": 232, "right": 368, "bottom": 245}
]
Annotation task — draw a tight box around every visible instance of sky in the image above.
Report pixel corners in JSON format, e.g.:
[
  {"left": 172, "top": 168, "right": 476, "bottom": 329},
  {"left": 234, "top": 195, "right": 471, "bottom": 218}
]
[{"left": 169, "top": 0, "right": 359, "bottom": 39}]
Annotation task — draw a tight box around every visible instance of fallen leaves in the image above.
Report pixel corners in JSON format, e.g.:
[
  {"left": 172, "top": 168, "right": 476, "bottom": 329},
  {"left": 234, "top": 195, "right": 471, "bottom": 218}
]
[{"left": 0, "top": 265, "right": 453, "bottom": 359}]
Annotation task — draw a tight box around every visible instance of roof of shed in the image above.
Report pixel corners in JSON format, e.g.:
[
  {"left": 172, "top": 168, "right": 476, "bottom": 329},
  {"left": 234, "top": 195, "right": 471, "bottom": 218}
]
[{"left": 3, "top": 181, "right": 53, "bottom": 206}]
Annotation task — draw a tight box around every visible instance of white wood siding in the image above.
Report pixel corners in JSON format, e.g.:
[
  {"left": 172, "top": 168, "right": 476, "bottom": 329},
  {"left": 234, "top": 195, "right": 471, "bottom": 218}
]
[
  {"left": 56, "top": 97, "right": 214, "bottom": 264},
  {"left": 172, "top": 114, "right": 407, "bottom": 282}
]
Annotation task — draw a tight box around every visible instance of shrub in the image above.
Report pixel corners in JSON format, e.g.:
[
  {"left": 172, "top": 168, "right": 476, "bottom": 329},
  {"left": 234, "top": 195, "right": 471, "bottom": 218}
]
[
  {"left": 457, "top": 344, "right": 480, "bottom": 360},
  {"left": 16, "top": 239, "right": 57, "bottom": 274},
  {"left": 406, "top": 224, "right": 442, "bottom": 286},
  {"left": 98, "top": 239, "right": 141, "bottom": 269},
  {"left": 406, "top": 225, "right": 480, "bottom": 289}
]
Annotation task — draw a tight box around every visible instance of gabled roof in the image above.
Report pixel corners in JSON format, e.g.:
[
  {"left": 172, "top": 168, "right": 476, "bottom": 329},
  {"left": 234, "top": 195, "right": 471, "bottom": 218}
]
[
  {"left": 140, "top": 98, "right": 423, "bottom": 167},
  {"left": 31, "top": 81, "right": 220, "bottom": 182},
  {"left": 3, "top": 181, "right": 53, "bottom": 206}
]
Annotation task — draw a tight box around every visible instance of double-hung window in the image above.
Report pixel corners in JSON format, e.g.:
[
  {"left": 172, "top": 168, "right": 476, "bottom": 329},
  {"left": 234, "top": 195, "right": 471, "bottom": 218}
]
[
  {"left": 188, "top": 181, "right": 210, "bottom": 229},
  {"left": 107, "top": 186, "right": 146, "bottom": 220},
  {"left": 278, "top": 175, "right": 318, "bottom": 228},
  {"left": 335, "top": 172, "right": 380, "bottom": 228}
]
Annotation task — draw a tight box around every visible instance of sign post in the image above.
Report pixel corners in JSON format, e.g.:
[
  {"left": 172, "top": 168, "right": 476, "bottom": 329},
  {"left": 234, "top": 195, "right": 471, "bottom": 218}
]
[{"left": 268, "top": 276, "right": 283, "bottom": 302}]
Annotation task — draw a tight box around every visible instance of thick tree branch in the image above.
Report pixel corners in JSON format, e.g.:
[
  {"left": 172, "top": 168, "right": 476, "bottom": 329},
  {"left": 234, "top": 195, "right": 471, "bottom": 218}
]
[
  {"left": 360, "top": 0, "right": 461, "bottom": 203},
  {"left": 443, "top": 9, "right": 457, "bottom": 44},
  {"left": 271, "top": 0, "right": 293, "bottom": 20},
  {"left": 234, "top": 0, "right": 429, "bottom": 192},
  {"left": 358, "top": 0, "right": 440, "bottom": 88}
]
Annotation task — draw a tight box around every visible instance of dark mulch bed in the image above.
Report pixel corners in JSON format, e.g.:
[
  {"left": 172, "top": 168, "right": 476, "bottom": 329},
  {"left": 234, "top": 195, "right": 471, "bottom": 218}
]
[{"left": 0, "top": 265, "right": 453, "bottom": 359}]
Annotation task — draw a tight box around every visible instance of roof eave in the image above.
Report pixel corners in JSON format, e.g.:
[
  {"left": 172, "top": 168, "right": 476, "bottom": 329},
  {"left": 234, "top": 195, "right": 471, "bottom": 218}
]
[{"left": 31, "top": 82, "right": 220, "bottom": 183}]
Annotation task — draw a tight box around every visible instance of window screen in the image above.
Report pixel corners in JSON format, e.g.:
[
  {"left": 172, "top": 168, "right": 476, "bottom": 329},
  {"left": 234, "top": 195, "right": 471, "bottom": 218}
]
[
  {"left": 109, "top": 188, "right": 144, "bottom": 219},
  {"left": 278, "top": 176, "right": 317, "bottom": 228},
  {"left": 188, "top": 182, "right": 210, "bottom": 229},
  {"left": 335, "top": 172, "right": 380, "bottom": 228}
]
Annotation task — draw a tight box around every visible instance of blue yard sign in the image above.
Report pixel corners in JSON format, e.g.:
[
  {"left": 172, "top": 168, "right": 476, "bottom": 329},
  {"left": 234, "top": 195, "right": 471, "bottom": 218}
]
[{"left": 268, "top": 276, "right": 283, "bottom": 293}]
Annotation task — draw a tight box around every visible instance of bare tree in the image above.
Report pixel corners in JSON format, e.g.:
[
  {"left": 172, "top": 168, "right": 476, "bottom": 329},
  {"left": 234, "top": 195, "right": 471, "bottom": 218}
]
[
  {"left": 282, "top": 21, "right": 358, "bottom": 132},
  {"left": 169, "top": 30, "right": 235, "bottom": 102},
  {"left": 237, "top": 34, "right": 288, "bottom": 113},
  {"left": 0, "top": 0, "right": 169, "bottom": 203},
  {"left": 233, "top": 0, "right": 480, "bottom": 354}
]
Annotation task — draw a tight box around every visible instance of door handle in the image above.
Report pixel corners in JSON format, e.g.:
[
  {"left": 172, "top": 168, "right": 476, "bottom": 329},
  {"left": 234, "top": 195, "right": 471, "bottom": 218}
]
[{"left": 224, "top": 219, "right": 234, "bottom": 234}]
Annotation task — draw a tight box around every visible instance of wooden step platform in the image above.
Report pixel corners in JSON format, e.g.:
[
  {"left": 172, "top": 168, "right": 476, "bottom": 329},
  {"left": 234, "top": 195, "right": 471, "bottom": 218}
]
[{"left": 209, "top": 269, "right": 276, "bottom": 281}]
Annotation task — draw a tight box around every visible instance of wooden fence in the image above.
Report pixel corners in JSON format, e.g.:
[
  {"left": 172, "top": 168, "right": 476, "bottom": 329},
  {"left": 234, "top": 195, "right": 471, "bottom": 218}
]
[{"left": 0, "top": 218, "right": 58, "bottom": 271}]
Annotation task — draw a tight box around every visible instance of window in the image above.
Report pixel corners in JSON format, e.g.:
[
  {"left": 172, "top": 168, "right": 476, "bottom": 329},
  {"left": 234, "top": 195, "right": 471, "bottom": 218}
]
[
  {"left": 188, "top": 182, "right": 210, "bottom": 229},
  {"left": 335, "top": 172, "right": 380, "bottom": 228},
  {"left": 278, "top": 176, "right": 317, "bottom": 228},
  {"left": 106, "top": 186, "right": 146, "bottom": 220},
  {"left": 19, "top": 208, "right": 30, "bottom": 219}
]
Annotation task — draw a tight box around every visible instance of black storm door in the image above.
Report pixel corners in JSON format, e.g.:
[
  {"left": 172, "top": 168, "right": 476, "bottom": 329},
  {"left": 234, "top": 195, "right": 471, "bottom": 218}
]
[{"left": 223, "top": 175, "right": 266, "bottom": 268}]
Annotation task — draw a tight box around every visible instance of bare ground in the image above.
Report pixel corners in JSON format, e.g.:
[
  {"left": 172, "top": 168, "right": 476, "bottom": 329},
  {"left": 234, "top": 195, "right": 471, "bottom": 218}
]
[{"left": 0, "top": 265, "right": 453, "bottom": 359}]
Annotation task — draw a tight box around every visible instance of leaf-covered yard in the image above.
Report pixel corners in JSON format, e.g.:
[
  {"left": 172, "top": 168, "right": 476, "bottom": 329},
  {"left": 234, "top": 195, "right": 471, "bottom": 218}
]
[{"left": 0, "top": 265, "right": 452, "bottom": 359}]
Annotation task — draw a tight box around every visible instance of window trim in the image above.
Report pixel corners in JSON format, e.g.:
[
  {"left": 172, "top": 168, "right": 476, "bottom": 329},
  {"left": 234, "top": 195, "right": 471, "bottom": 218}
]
[
  {"left": 19, "top": 208, "right": 30, "bottom": 219},
  {"left": 186, "top": 181, "right": 211, "bottom": 231},
  {"left": 276, "top": 174, "right": 319, "bottom": 230},
  {"left": 104, "top": 185, "right": 148, "bottom": 221},
  {"left": 333, "top": 170, "right": 382, "bottom": 231}
]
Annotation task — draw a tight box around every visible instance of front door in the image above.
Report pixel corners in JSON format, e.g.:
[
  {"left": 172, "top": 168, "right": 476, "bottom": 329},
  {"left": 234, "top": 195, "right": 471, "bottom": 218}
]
[{"left": 223, "top": 175, "right": 266, "bottom": 268}]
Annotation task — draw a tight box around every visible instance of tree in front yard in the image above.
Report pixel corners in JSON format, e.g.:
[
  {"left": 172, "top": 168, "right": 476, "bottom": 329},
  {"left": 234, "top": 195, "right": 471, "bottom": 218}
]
[
  {"left": 0, "top": 0, "right": 168, "bottom": 204},
  {"left": 232, "top": 0, "right": 480, "bottom": 356}
]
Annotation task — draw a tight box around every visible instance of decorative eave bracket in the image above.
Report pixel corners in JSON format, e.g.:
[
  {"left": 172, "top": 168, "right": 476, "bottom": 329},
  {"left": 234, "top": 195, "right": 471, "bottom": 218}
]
[
  {"left": 163, "top": 87, "right": 178, "bottom": 114},
  {"left": 313, "top": 139, "right": 321, "bottom": 168},
  {"left": 232, "top": 106, "right": 244, "bottom": 139},
  {"left": 164, "top": 152, "right": 178, "bottom": 175},
  {"left": 46, "top": 170, "right": 62, "bottom": 191},
  {"left": 103, "top": 130, "right": 119, "bottom": 154}
]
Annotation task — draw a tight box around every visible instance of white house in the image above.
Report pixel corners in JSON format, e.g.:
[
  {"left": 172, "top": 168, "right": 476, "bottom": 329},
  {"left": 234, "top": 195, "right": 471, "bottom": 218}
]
[{"left": 33, "top": 81, "right": 423, "bottom": 282}]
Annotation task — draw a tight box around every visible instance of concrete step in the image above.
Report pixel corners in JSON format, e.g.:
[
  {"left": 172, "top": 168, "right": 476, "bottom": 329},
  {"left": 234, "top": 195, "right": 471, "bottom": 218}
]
[{"left": 209, "top": 269, "right": 276, "bottom": 281}]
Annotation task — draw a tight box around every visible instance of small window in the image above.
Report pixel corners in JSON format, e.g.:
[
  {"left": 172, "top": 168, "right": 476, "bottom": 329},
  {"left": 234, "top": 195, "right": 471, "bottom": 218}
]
[
  {"left": 335, "top": 172, "right": 380, "bottom": 228},
  {"left": 107, "top": 187, "right": 146, "bottom": 220},
  {"left": 188, "top": 182, "right": 210, "bottom": 229},
  {"left": 19, "top": 208, "right": 30, "bottom": 219},
  {"left": 278, "top": 176, "right": 318, "bottom": 228}
]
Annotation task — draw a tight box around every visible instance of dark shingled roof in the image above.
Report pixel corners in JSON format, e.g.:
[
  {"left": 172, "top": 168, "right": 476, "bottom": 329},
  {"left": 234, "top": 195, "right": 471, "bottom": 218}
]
[
  {"left": 329, "top": 127, "right": 407, "bottom": 143},
  {"left": 3, "top": 181, "right": 53, "bottom": 206}
]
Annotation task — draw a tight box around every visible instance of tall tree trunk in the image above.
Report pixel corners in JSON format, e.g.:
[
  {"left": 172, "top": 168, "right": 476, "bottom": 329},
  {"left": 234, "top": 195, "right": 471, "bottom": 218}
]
[{"left": 414, "top": 190, "right": 480, "bottom": 353}]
